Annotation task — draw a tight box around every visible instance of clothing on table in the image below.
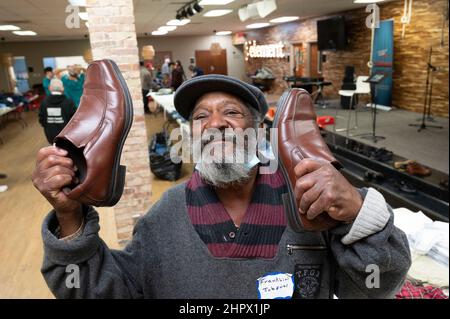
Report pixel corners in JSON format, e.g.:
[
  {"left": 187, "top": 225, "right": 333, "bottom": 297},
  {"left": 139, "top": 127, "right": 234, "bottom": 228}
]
[
  {"left": 43, "top": 77, "right": 51, "bottom": 96},
  {"left": 396, "top": 280, "right": 448, "bottom": 299},
  {"left": 61, "top": 73, "right": 85, "bottom": 108},
  {"left": 38, "top": 92, "right": 76, "bottom": 144}
]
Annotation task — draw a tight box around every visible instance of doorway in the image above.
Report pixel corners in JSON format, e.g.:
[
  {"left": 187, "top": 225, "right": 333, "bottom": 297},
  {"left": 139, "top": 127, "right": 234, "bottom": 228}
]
[
  {"left": 195, "top": 49, "right": 227, "bottom": 75},
  {"left": 309, "top": 43, "right": 320, "bottom": 78}
]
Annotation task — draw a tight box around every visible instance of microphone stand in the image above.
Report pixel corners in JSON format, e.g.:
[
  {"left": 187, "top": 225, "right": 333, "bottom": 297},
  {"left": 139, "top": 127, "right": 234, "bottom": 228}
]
[{"left": 409, "top": 47, "right": 443, "bottom": 132}]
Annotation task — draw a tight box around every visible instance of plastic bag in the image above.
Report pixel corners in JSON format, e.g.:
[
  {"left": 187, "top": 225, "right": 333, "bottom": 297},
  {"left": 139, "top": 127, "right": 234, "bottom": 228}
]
[{"left": 148, "top": 122, "right": 182, "bottom": 181}]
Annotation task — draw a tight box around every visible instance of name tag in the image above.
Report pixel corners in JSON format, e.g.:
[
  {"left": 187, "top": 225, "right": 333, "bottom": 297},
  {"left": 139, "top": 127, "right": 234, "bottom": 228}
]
[{"left": 257, "top": 272, "right": 294, "bottom": 299}]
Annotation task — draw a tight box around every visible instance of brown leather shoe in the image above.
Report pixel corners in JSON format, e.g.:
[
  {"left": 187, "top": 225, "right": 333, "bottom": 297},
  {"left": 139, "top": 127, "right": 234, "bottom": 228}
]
[
  {"left": 273, "top": 89, "right": 342, "bottom": 232},
  {"left": 54, "top": 59, "right": 133, "bottom": 207},
  {"left": 406, "top": 161, "right": 431, "bottom": 177}
]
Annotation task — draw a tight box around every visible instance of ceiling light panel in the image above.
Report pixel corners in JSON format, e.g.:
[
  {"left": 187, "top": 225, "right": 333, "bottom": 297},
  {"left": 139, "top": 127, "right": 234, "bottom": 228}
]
[{"left": 203, "top": 9, "right": 233, "bottom": 17}]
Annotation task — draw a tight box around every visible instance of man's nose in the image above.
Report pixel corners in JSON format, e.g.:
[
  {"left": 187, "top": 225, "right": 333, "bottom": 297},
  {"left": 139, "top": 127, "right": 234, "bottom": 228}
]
[{"left": 205, "top": 112, "right": 228, "bottom": 130}]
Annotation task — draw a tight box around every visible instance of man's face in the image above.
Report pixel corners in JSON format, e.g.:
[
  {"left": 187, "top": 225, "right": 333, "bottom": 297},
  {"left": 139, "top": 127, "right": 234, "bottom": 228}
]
[
  {"left": 191, "top": 92, "right": 259, "bottom": 188},
  {"left": 46, "top": 71, "right": 53, "bottom": 78}
]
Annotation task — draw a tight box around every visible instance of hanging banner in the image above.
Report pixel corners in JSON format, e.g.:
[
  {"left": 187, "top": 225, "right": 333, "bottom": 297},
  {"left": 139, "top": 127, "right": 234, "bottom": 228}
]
[{"left": 372, "top": 19, "right": 394, "bottom": 107}]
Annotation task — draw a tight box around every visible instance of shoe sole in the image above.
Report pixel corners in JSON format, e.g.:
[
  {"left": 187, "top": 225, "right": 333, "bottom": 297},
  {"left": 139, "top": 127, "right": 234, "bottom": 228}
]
[
  {"left": 100, "top": 59, "right": 134, "bottom": 206},
  {"left": 271, "top": 91, "right": 306, "bottom": 233}
]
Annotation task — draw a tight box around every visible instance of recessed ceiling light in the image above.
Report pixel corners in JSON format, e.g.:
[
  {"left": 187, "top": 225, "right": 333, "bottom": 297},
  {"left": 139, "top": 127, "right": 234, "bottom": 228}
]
[
  {"left": 78, "top": 12, "right": 88, "bottom": 20},
  {"left": 270, "top": 16, "right": 299, "bottom": 23},
  {"left": 151, "top": 30, "right": 168, "bottom": 36},
  {"left": 167, "top": 19, "right": 190, "bottom": 26},
  {"left": 159, "top": 26, "right": 177, "bottom": 32},
  {"left": 199, "top": 0, "right": 235, "bottom": 5},
  {"left": 0, "top": 25, "right": 20, "bottom": 31},
  {"left": 12, "top": 30, "right": 37, "bottom": 36},
  {"left": 215, "top": 31, "right": 232, "bottom": 35},
  {"left": 203, "top": 9, "right": 233, "bottom": 17},
  {"left": 68, "top": 0, "right": 87, "bottom": 6},
  {"left": 246, "top": 23, "right": 270, "bottom": 29},
  {"left": 354, "top": 0, "right": 385, "bottom": 2}
]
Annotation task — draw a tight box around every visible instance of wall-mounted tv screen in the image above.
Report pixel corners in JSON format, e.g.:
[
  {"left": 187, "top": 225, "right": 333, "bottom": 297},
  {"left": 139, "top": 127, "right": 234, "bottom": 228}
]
[{"left": 317, "top": 16, "right": 348, "bottom": 51}]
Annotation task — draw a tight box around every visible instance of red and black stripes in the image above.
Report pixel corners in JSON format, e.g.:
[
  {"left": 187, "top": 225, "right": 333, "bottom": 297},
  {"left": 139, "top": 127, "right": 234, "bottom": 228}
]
[{"left": 186, "top": 169, "right": 287, "bottom": 258}]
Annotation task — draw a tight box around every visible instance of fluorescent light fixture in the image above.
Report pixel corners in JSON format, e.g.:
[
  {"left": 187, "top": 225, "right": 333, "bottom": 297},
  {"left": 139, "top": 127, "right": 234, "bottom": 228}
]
[
  {"left": 354, "top": 0, "right": 385, "bottom": 2},
  {"left": 167, "top": 19, "right": 190, "bottom": 26},
  {"left": 246, "top": 23, "right": 270, "bottom": 29},
  {"left": 68, "top": 0, "right": 87, "bottom": 6},
  {"left": 12, "top": 30, "right": 37, "bottom": 36},
  {"left": 151, "top": 30, "right": 168, "bottom": 36},
  {"left": 256, "top": 0, "right": 277, "bottom": 18},
  {"left": 203, "top": 9, "right": 233, "bottom": 17},
  {"left": 270, "top": 16, "right": 299, "bottom": 23},
  {"left": 78, "top": 12, "right": 88, "bottom": 20},
  {"left": 0, "top": 25, "right": 20, "bottom": 31},
  {"left": 158, "top": 26, "right": 177, "bottom": 32},
  {"left": 215, "top": 31, "right": 232, "bottom": 35},
  {"left": 199, "top": 0, "right": 235, "bottom": 5}
]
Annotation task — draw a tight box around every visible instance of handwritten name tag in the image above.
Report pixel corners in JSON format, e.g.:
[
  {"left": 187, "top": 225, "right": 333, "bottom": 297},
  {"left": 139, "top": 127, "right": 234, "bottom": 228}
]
[{"left": 257, "top": 272, "right": 294, "bottom": 299}]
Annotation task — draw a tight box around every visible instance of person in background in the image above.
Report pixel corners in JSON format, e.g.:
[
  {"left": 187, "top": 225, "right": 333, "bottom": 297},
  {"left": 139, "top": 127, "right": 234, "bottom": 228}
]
[
  {"left": 42, "top": 67, "right": 54, "bottom": 96},
  {"left": 55, "top": 65, "right": 86, "bottom": 108},
  {"left": 161, "top": 58, "right": 171, "bottom": 88},
  {"left": 140, "top": 61, "right": 153, "bottom": 114},
  {"left": 171, "top": 60, "right": 185, "bottom": 91},
  {"left": 39, "top": 78, "right": 77, "bottom": 144},
  {"left": 188, "top": 64, "right": 205, "bottom": 78}
]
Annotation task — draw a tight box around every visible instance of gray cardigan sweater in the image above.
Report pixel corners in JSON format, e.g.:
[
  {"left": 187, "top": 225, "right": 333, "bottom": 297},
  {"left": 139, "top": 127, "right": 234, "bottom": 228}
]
[{"left": 41, "top": 184, "right": 411, "bottom": 299}]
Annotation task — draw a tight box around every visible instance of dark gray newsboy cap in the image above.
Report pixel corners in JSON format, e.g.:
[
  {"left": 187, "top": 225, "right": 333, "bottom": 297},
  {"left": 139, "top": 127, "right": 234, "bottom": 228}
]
[{"left": 173, "top": 74, "right": 269, "bottom": 120}]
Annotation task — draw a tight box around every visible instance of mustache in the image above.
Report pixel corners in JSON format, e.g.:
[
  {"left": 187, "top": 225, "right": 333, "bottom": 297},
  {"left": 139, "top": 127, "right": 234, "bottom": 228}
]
[{"left": 200, "top": 132, "right": 237, "bottom": 149}]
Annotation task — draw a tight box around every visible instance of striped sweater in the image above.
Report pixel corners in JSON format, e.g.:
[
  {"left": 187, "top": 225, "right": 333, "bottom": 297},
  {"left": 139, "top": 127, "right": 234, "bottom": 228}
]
[{"left": 186, "top": 169, "right": 287, "bottom": 258}]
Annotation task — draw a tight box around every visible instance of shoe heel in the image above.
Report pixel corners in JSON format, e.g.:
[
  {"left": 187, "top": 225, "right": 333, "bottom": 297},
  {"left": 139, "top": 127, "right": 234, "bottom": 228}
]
[{"left": 106, "top": 165, "right": 126, "bottom": 206}]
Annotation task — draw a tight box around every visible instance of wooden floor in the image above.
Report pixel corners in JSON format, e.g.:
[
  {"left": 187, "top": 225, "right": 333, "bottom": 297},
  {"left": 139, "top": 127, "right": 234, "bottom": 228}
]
[{"left": 0, "top": 107, "right": 189, "bottom": 298}]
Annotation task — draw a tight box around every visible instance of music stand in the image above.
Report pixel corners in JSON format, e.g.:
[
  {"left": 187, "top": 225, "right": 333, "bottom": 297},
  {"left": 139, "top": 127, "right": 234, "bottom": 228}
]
[{"left": 357, "top": 72, "right": 386, "bottom": 143}]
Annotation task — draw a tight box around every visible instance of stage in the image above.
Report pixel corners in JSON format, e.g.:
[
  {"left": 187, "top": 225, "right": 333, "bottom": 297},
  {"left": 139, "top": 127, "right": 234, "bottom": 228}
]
[{"left": 314, "top": 100, "right": 449, "bottom": 174}]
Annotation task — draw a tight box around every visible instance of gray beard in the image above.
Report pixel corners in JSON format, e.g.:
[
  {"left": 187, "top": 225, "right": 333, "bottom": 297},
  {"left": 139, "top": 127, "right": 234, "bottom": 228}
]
[{"left": 197, "top": 162, "right": 254, "bottom": 189}]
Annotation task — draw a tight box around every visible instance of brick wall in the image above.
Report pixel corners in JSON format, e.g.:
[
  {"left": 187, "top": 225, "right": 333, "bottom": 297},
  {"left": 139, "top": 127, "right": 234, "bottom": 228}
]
[
  {"left": 86, "top": 0, "right": 152, "bottom": 244},
  {"left": 245, "top": 0, "right": 449, "bottom": 117}
]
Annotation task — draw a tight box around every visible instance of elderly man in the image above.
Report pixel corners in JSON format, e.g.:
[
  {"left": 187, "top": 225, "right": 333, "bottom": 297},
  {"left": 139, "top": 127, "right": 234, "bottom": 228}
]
[
  {"left": 33, "top": 74, "right": 410, "bottom": 299},
  {"left": 38, "top": 78, "right": 77, "bottom": 144}
]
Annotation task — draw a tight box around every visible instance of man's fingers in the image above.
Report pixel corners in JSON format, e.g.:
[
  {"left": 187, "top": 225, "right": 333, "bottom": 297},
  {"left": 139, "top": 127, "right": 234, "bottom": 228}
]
[
  {"left": 43, "top": 166, "right": 76, "bottom": 182},
  {"left": 36, "top": 146, "right": 67, "bottom": 162},
  {"left": 294, "top": 158, "right": 325, "bottom": 178},
  {"left": 299, "top": 183, "right": 323, "bottom": 215},
  {"left": 294, "top": 176, "right": 315, "bottom": 207},
  {"left": 39, "top": 154, "right": 74, "bottom": 171},
  {"left": 44, "top": 174, "right": 74, "bottom": 190},
  {"left": 306, "top": 190, "right": 335, "bottom": 220}
]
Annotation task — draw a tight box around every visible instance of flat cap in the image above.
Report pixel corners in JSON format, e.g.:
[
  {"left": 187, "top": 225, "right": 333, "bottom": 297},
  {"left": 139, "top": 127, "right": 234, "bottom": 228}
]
[{"left": 174, "top": 74, "right": 268, "bottom": 120}]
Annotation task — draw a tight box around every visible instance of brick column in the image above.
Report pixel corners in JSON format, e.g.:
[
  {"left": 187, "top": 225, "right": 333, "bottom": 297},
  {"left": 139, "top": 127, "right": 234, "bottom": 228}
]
[{"left": 86, "top": 0, "right": 152, "bottom": 244}]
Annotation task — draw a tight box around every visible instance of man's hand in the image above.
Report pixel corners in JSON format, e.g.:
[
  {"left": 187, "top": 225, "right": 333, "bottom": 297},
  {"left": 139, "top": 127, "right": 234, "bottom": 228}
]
[
  {"left": 32, "top": 146, "right": 83, "bottom": 237},
  {"left": 294, "top": 158, "right": 363, "bottom": 223}
]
